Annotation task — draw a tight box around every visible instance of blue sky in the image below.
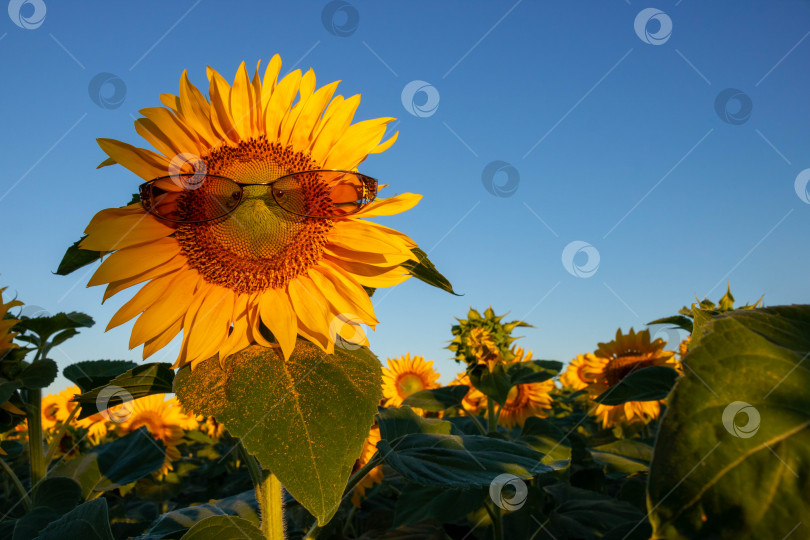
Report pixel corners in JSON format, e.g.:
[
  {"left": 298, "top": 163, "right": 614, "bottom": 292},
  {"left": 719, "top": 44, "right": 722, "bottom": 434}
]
[{"left": 1, "top": 1, "right": 809, "bottom": 391}]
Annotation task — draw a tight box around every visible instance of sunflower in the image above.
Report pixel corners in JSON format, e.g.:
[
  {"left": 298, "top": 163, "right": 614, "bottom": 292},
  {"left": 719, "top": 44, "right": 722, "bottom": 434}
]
[
  {"left": 118, "top": 394, "right": 198, "bottom": 475},
  {"left": 201, "top": 416, "right": 226, "bottom": 439},
  {"left": 497, "top": 347, "right": 554, "bottom": 428},
  {"left": 559, "top": 353, "right": 597, "bottom": 391},
  {"left": 81, "top": 56, "right": 421, "bottom": 368},
  {"left": 448, "top": 373, "right": 487, "bottom": 415},
  {"left": 467, "top": 326, "right": 498, "bottom": 366},
  {"left": 678, "top": 335, "right": 691, "bottom": 360},
  {"left": 0, "top": 287, "right": 22, "bottom": 358},
  {"left": 580, "top": 328, "right": 679, "bottom": 429},
  {"left": 351, "top": 424, "right": 383, "bottom": 507},
  {"left": 381, "top": 353, "right": 440, "bottom": 408}
]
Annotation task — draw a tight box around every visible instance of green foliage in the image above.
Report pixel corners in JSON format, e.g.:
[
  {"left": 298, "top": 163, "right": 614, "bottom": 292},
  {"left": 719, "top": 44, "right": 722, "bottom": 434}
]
[
  {"left": 648, "top": 284, "right": 762, "bottom": 333},
  {"left": 401, "top": 385, "right": 469, "bottom": 412},
  {"left": 649, "top": 305, "right": 810, "bottom": 539},
  {"left": 179, "top": 516, "right": 263, "bottom": 540},
  {"left": 75, "top": 363, "right": 175, "bottom": 419},
  {"left": 594, "top": 366, "right": 679, "bottom": 405},
  {"left": 448, "top": 306, "right": 531, "bottom": 365},
  {"left": 138, "top": 490, "right": 259, "bottom": 539},
  {"left": 173, "top": 340, "right": 382, "bottom": 525},
  {"left": 470, "top": 359, "right": 562, "bottom": 405},
  {"left": 63, "top": 360, "right": 139, "bottom": 393},
  {"left": 400, "top": 247, "right": 458, "bottom": 295},
  {"left": 55, "top": 236, "right": 105, "bottom": 276},
  {"left": 33, "top": 499, "right": 115, "bottom": 540}
]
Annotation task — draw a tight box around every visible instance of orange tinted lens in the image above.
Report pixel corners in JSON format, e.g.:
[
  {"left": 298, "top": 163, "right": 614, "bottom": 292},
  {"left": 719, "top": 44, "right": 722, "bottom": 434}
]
[
  {"left": 280, "top": 171, "right": 372, "bottom": 217},
  {"left": 143, "top": 175, "right": 241, "bottom": 222}
]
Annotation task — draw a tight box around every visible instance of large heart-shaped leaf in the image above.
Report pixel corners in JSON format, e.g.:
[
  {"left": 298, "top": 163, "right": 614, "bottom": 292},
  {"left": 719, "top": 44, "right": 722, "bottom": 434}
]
[
  {"left": 173, "top": 341, "right": 381, "bottom": 525},
  {"left": 648, "top": 305, "right": 810, "bottom": 539},
  {"left": 33, "top": 499, "right": 114, "bottom": 540}
]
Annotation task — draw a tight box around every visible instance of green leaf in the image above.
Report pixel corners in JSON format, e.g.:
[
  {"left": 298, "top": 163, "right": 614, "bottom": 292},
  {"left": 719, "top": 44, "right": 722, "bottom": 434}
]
[
  {"left": 74, "top": 363, "right": 174, "bottom": 419},
  {"left": 544, "top": 483, "right": 645, "bottom": 539},
  {"left": 63, "top": 360, "right": 139, "bottom": 393},
  {"left": 646, "top": 315, "right": 693, "bottom": 333},
  {"left": 517, "top": 417, "right": 571, "bottom": 466},
  {"left": 377, "top": 433, "right": 549, "bottom": 487},
  {"left": 51, "top": 427, "right": 166, "bottom": 498},
  {"left": 179, "top": 516, "right": 263, "bottom": 540},
  {"left": 469, "top": 363, "right": 512, "bottom": 405},
  {"left": 14, "top": 312, "right": 94, "bottom": 346},
  {"left": 506, "top": 360, "right": 562, "bottom": 386},
  {"left": 16, "top": 359, "right": 58, "bottom": 389},
  {"left": 401, "top": 385, "right": 469, "bottom": 412},
  {"left": 173, "top": 341, "right": 382, "bottom": 525},
  {"left": 377, "top": 406, "right": 459, "bottom": 440},
  {"left": 33, "top": 499, "right": 114, "bottom": 540},
  {"left": 32, "top": 476, "right": 82, "bottom": 514},
  {"left": 648, "top": 305, "right": 810, "bottom": 539},
  {"left": 400, "top": 247, "right": 458, "bottom": 295},
  {"left": 393, "top": 484, "right": 486, "bottom": 527},
  {"left": 0, "top": 379, "right": 18, "bottom": 403},
  {"left": 55, "top": 236, "right": 104, "bottom": 276},
  {"left": 590, "top": 440, "right": 653, "bottom": 474},
  {"left": 594, "top": 366, "right": 679, "bottom": 405},
  {"left": 139, "top": 490, "right": 259, "bottom": 539}
]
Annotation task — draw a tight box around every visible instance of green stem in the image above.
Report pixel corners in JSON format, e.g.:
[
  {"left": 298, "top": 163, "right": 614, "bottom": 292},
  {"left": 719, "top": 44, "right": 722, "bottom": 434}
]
[
  {"left": 258, "top": 471, "right": 284, "bottom": 540},
  {"left": 487, "top": 399, "right": 498, "bottom": 433},
  {"left": 44, "top": 406, "right": 79, "bottom": 465},
  {"left": 0, "top": 456, "right": 30, "bottom": 510},
  {"left": 26, "top": 386, "right": 45, "bottom": 491},
  {"left": 460, "top": 404, "right": 487, "bottom": 435},
  {"left": 484, "top": 501, "right": 503, "bottom": 540},
  {"left": 305, "top": 453, "right": 383, "bottom": 539},
  {"left": 237, "top": 440, "right": 263, "bottom": 488}
]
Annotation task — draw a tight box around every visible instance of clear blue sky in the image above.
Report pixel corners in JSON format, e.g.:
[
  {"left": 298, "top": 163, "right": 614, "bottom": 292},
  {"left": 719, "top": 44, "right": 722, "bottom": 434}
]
[{"left": 1, "top": 1, "right": 809, "bottom": 391}]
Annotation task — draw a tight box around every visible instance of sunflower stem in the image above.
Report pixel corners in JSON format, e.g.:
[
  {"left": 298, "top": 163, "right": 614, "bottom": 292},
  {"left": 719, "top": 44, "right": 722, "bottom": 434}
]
[
  {"left": 487, "top": 399, "right": 498, "bottom": 433},
  {"left": 238, "top": 440, "right": 263, "bottom": 488},
  {"left": 44, "top": 406, "right": 79, "bottom": 464},
  {"left": 258, "top": 471, "right": 284, "bottom": 540},
  {"left": 25, "top": 347, "right": 46, "bottom": 494}
]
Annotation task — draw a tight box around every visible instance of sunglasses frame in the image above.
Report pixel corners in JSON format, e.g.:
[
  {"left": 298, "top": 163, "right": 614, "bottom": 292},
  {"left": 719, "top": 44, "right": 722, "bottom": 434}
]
[{"left": 138, "top": 169, "right": 378, "bottom": 224}]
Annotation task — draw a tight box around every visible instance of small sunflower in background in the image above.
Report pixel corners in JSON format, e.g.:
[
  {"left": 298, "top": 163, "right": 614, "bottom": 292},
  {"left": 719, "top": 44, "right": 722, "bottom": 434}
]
[
  {"left": 560, "top": 352, "right": 598, "bottom": 391},
  {"left": 449, "top": 373, "right": 488, "bottom": 416},
  {"left": 578, "top": 328, "right": 679, "bottom": 429},
  {"left": 201, "top": 416, "right": 226, "bottom": 439},
  {"left": 118, "top": 394, "right": 198, "bottom": 475},
  {"left": 448, "top": 306, "right": 530, "bottom": 367},
  {"left": 82, "top": 54, "right": 422, "bottom": 368},
  {"left": 351, "top": 425, "right": 383, "bottom": 507},
  {"left": 381, "top": 354, "right": 440, "bottom": 408},
  {"left": 497, "top": 347, "right": 554, "bottom": 428}
]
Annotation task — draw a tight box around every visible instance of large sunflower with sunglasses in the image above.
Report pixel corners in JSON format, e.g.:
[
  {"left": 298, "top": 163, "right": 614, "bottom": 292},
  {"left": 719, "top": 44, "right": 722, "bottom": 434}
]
[{"left": 82, "top": 56, "right": 421, "bottom": 367}]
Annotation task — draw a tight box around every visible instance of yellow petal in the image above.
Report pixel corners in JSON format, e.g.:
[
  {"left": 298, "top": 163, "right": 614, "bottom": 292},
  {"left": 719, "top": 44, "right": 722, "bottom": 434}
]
[
  {"left": 289, "top": 80, "right": 340, "bottom": 150},
  {"left": 82, "top": 208, "right": 175, "bottom": 251},
  {"left": 106, "top": 271, "right": 177, "bottom": 331},
  {"left": 323, "top": 118, "right": 395, "bottom": 170},
  {"left": 178, "top": 70, "right": 218, "bottom": 145},
  {"left": 323, "top": 256, "right": 411, "bottom": 288},
  {"left": 143, "top": 316, "right": 183, "bottom": 360},
  {"left": 97, "top": 138, "right": 171, "bottom": 180},
  {"left": 288, "top": 276, "right": 331, "bottom": 351},
  {"left": 260, "top": 54, "right": 283, "bottom": 112},
  {"left": 103, "top": 255, "right": 187, "bottom": 302},
  {"left": 229, "top": 61, "right": 256, "bottom": 140},
  {"left": 160, "top": 93, "right": 180, "bottom": 113},
  {"left": 130, "top": 270, "right": 200, "bottom": 347},
  {"left": 352, "top": 192, "right": 422, "bottom": 218},
  {"left": 265, "top": 70, "right": 302, "bottom": 140},
  {"left": 184, "top": 285, "right": 234, "bottom": 364},
  {"left": 258, "top": 288, "right": 297, "bottom": 360},
  {"left": 207, "top": 66, "right": 239, "bottom": 143},
  {"left": 328, "top": 219, "right": 415, "bottom": 256},
  {"left": 310, "top": 94, "right": 360, "bottom": 163},
  {"left": 309, "top": 266, "right": 377, "bottom": 326},
  {"left": 88, "top": 237, "right": 181, "bottom": 287}
]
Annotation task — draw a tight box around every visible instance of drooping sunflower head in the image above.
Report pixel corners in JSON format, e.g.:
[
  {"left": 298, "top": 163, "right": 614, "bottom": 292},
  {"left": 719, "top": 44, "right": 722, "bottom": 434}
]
[
  {"left": 83, "top": 56, "right": 423, "bottom": 368},
  {"left": 0, "top": 287, "right": 22, "bottom": 358},
  {"left": 448, "top": 306, "right": 530, "bottom": 367},
  {"left": 381, "top": 353, "right": 440, "bottom": 408},
  {"left": 497, "top": 347, "right": 554, "bottom": 428}
]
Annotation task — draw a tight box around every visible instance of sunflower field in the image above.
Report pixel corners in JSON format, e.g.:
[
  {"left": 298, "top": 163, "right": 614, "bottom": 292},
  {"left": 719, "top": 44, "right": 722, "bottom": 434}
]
[{"left": 2, "top": 56, "right": 809, "bottom": 540}]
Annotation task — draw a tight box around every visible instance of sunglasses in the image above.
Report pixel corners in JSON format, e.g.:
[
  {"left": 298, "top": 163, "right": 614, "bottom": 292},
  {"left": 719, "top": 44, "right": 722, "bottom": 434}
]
[{"left": 139, "top": 169, "right": 378, "bottom": 223}]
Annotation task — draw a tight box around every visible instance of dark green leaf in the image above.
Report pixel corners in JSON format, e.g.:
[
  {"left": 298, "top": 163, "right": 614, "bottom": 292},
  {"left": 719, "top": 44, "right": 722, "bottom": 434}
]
[
  {"left": 544, "top": 483, "right": 644, "bottom": 539},
  {"left": 51, "top": 427, "right": 166, "bottom": 498},
  {"left": 649, "top": 305, "right": 810, "bottom": 539},
  {"left": 400, "top": 247, "right": 458, "bottom": 295},
  {"left": 506, "top": 360, "right": 562, "bottom": 386},
  {"left": 174, "top": 341, "right": 382, "bottom": 525},
  {"left": 75, "top": 363, "right": 174, "bottom": 419},
  {"left": 33, "top": 499, "right": 114, "bottom": 540},
  {"left": 469, "top": 363, "right": 512, "bottom": 405},
  {"left": 646, "top": 315, "right": 693, "bottom": 333},
  {"left": 590, "top": 440, "right": 653, "bottom": 474},
  {"left": 14, "top": 312, "right": 94, "bottom": 345},
  {"left": 55, "top": 236, "right": 104, "bottom": 276},
  {"left": 63, "top": 360, "right": 139, "bottom": 393},
  {"left": 48, "top": 329, "right": 79, "bottom": 349},
  {"left": 32, "top": 476, "right": 82, "bottom": 514},
  {"left": 0, "top": 379, "right": 18, "bottom": 403},
  {"left": 179, "top": 516, "right": 263, "bottom": 540},
  {"left": 14, "top": 507, "right": 60, "bottom": 540},
  {"left": 393, "top": 484, "right": 486, "bottom": 527},
  {"left": 377, "top": 406, "right": 459, "bottom": 440},
  {"left": 594, "top": 366, "right": 679, "bottom": 405},
  {"left": 378, "top": 433, "right": 549, "bottom": 487},
  {"left": 16, "top": 359, "right": 58, "bottom": 389},
  {"left": 401, "top": 385, "right": 469, "bottom": 412},
  {"left": 139, "top": 490, "right": 259, "bottom": 540},
  {"left": 517, "top": 417, "right": 571, "bottom": 466}
]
